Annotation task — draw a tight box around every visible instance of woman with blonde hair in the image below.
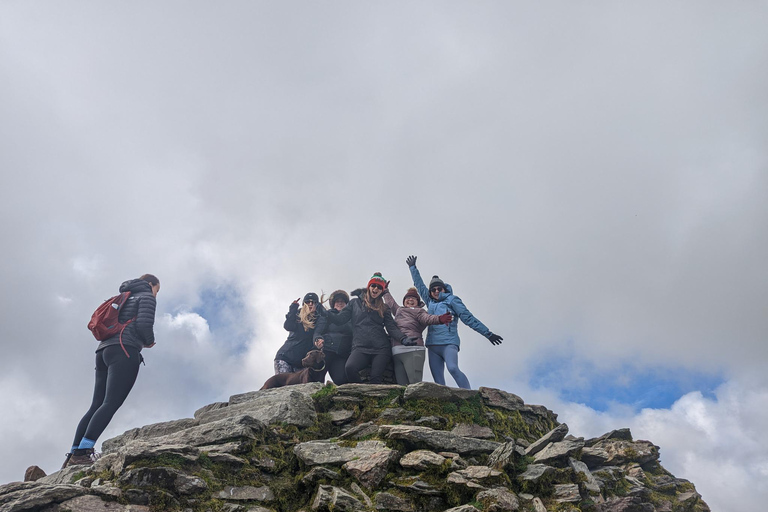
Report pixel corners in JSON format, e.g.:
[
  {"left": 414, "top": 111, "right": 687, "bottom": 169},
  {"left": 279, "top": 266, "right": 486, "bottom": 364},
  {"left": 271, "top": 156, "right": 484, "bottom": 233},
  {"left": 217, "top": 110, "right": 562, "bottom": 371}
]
[
  {"left": 324, "top": 273, "right": 411, "bottom": 384},
  {"left": 274, "top": 292, "right": 324, "bottom": 374}
]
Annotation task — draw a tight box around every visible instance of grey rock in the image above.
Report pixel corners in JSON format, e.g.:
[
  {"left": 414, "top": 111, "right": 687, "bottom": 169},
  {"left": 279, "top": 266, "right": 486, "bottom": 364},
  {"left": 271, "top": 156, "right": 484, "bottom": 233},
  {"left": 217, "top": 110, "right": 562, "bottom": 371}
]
[
  {"left": 199, "top": 441, "right": 250, "bottom": 454},
  {"left": 350, "top": 482, "right": 372, "bottom": 507},
  {"left": 476, "top": 487, "right": 520, "bottom": 512},
  {"left": 380, "top": 425, "right": 500, "bottom": 454},
  {"left": 218, "top": 486, "right": 275, "bottom": 502},
  {"left": 42, "top": 494, "right": 151, "bottom": 511},
  {"left": 403, "top": 382, "right": 478, "bottom": 402},
  {"left": 90, "top": 482, "right": 123, "bottom": 499},
  {"left": 595, "top": 496, "right": 655, "bottom": 512},
  {"left": 677, "top": 491, "right": 702, "bottom": 503},
  {"left": 532, "top": 497, "right": 546, "bottom": 512},
  {"left": 102, "top": 417, "right": 199, "bottom": 453},
  {"left": 585, "top": 428, "right": 633, "bottom": 447},
  {"left": 200, "top": 385, "right": 321, "bottom": 426},
  {"left": 194, "top": 401, "right": 229, "bottom": 419},
  {"left": 554, "top": 484, "right": 581, "bottom": 503},
  {"left": 335, "top": 383, "right": 403, "bottom": 400},
  {"left": 338, "top": 422, "right": 380, "bottom": 440},
  {"left": 399, "top": 450, "right": 446, "bottom": 470},
  {"left": 118, "top": 467, "right": 207, "bottom": 495},
  {"left": 330, "top": 410, "right": 356, "bottom": 424},
  {"left": 312, "top": 485, "right": 365, "bottom": 512},
  {"left": 375, "top": 491, "right": 415, "bottom": 511},
  {"left": 390, "top": 476, "right": 443, "bottom": 496},
  {"left": 487, "top": 441, "right": 520, "bottom": 470},
  {"left": 450, "top": 466, "right": 503, "bottom": 481},
  {"left": 379, "top": 408, "right": 417, "bottom": 422},
  {"left": 37, "top": 466, "right": 89, "bottom": 486},
  {"left": 518, "top": 464, "right": 556, "bottom": 482},
  {"left": 533, "top": 438, "right": 584, "bottom": 465},
  {"left": 343, "top": 449, "right": 397, "bottom": 488},
  {"left": 0, "top": 484, "right": 87, "bottom": 512},
  {"left": 569, "top": 458, "right": 601, "bottom": 493},
  {"left": 302, "top": 467, "right": 341, "bottom": 485},
  {"left": 443, "top": 506, "right": 480, "bottom": 512},
  {"left": 295, "top": 440, "right": 391, "bottom": 466},
  {"left": 525, "top": 423, "right": 569, "bottom": 457},
  {"left": 205, "top": 452, "right": 246, "bottom": 466},
  {"left": 478, "top": 387, "right": 525, "bottom": 410},
  {"left": 451, "top": 423, "right": 495, "bottom": 439},
  {"left": 581, "top": 440, "right": 659, "bottom": 468},
  {"left": 413, "top": 416, "right": 448, "bottom": 428},
  {"left": 112, "top": 443, "right": 200, "bottom": 474}
]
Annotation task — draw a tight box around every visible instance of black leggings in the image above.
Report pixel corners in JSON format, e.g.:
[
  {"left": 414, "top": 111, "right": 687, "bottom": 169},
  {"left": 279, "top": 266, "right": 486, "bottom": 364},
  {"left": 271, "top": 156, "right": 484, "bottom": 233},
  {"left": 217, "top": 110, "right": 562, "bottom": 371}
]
[
  {"left": 324, "top": 350, "right": 349, "bottom": 385},
  {"left": 72, "top": 344, "right": 141, "bottom": 446},
  {"left": 345, "top": 350, "right": 390, "bottom": 385}
]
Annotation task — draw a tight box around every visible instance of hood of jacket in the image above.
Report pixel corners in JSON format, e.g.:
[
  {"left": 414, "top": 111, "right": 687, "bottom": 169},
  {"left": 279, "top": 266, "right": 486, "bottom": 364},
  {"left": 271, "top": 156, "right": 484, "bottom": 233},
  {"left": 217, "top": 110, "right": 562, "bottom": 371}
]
[
  {"left": 433, "top": 283, "right": 454, "bottom": 302},
  {"left": 119, "top": 279, "right": 153, "bottom": 295}
]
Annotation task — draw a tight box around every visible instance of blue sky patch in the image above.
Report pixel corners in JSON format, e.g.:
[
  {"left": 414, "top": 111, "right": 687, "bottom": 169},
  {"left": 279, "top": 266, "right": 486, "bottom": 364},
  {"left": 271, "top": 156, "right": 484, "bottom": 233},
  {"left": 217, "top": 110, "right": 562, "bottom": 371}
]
[
  {"left": 193, "top": 285, "right": 252, "bottom": 354},
  {"left": 527, "top": 344, "right": 723, "bottom": 412}
]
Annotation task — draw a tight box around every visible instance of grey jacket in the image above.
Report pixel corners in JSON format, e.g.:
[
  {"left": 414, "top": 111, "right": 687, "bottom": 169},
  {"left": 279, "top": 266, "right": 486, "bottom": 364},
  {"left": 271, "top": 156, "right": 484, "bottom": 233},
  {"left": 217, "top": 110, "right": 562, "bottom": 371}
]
[{"left": 382, "top": 290, "right": 443, "bottom": 346}]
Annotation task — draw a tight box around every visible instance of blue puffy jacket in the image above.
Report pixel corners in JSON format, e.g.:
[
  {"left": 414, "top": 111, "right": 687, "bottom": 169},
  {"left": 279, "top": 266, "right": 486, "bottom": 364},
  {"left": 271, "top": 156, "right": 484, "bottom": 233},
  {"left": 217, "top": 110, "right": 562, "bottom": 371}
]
[{"left": 410, "top": 266, "right": 491, "bottom": 348}]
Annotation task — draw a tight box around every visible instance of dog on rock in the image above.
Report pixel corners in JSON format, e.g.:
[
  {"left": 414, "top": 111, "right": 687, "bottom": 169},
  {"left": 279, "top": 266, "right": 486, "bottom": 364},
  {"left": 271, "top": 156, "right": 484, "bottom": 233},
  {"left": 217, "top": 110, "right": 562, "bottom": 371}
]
[{"left": 261, "top": 349, "right": 327, "bottom": 390}]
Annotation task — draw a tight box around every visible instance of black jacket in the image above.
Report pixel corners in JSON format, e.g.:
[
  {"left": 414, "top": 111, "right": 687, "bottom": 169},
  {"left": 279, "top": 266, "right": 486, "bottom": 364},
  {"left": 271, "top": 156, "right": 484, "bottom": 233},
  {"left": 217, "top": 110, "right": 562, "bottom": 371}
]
[
  {"left": 96, "top": 279, "right": 157, "bottom": 353},
  {"left": 275, "top": 303, "right": 325, "bottom": 367},
  {"left": 314, "top": 310, "right": 353, "bottom": 357},
  {"left": 327, "top": 297, "right": 406, "bottom": 355}
]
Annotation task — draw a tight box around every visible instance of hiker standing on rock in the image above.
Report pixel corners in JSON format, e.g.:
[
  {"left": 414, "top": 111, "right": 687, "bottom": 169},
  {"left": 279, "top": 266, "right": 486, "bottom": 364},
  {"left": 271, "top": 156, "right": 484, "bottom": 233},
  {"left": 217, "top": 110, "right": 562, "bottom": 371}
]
[
  {"left": 274, "top": 292, "right": 325, "bottom": 374},
  {"left": 324, "top": 272, "right": 412, "bottom": 384},
  {"left": 312, "top": 289, "right": 353, "bottom": 384},
  {"left": 63, "top": 274, "right": 160, "bottom": 468},
  {"left": 383, "top": 286, "right": 453, "bottom": 385},
  {"left": 406, "top": 256, "right": 503, "bottom": 389}
]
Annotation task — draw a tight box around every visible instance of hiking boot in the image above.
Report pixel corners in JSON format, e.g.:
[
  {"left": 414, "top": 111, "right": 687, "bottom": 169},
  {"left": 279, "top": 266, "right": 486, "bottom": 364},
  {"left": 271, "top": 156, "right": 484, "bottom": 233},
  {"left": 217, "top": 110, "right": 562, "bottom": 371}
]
[
  {"left": 61, "top": 453, "right": 72, "bottom": 470},
  {"left": 65, "top": 448, "right": 100, "bottom": 466}
]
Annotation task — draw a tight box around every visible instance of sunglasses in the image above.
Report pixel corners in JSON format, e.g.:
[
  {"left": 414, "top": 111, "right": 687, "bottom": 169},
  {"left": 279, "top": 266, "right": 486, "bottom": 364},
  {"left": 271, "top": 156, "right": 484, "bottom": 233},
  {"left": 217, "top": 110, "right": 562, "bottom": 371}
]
[
  {"left": 430, "top": 286, "right": 444, "bottom": 292},
  {"left": 304, "top": 300, "right": 316, "bottom": 305},
  {"left": 370, "top": 284, "right": 383, "bottom": 290}
]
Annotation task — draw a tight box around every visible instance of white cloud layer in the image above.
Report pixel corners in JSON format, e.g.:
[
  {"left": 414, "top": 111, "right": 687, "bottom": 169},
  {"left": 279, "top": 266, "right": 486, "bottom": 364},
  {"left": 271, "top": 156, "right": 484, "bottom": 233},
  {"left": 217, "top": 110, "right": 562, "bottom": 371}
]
[{"left": 0, "top": 3, "right": 766, "bottom": 510}]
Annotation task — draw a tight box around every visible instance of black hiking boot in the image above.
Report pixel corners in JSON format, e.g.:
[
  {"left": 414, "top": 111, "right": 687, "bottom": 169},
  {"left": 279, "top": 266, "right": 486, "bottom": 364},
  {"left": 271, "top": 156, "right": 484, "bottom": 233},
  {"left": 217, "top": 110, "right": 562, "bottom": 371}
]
[{"left": 60, "top": 452, "right": 72, "bottom": 469}]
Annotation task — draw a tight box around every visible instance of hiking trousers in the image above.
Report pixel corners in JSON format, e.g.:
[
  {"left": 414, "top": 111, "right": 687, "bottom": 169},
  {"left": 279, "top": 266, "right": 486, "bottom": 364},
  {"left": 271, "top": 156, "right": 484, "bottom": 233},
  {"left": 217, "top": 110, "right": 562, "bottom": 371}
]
[
  {"left": 72, "top": 344, "right": 141, "bottom": 446},
  {"left": 324, "top": 350, "right": 349, "bottom": 385}
]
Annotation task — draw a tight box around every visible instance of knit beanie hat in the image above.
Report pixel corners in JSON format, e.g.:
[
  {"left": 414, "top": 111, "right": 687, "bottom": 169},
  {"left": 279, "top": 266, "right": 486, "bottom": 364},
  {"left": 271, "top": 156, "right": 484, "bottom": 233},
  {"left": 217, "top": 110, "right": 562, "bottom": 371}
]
[
  {"left": 303, "top": 292, "right": 319, "bottom": 304},
  {"left": 329, "top": 289, "right": 349, "bottom": 306},
  {"left": 402, "top": 287, "right": 421, "bottom": 305},
  {"left": 429, "top": 276, "right": 445, "bottom": 290},
  {"left": 367, "top": 272, "right": 387, "bottom": 289}
]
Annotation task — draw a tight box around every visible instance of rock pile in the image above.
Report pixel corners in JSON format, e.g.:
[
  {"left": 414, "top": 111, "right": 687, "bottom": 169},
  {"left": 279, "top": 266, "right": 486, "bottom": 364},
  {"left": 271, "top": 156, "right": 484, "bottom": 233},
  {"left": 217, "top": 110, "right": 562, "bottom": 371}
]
[{"left": 0, "top": 382, "right": 709, "bottom": 512}]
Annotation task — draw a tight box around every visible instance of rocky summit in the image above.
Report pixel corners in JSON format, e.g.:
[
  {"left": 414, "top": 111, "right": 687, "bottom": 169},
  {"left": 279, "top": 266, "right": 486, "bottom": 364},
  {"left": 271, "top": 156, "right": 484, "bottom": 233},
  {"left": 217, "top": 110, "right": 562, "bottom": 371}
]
[{"left": 0, "top": 382, "right": 709, "bottom": 512}]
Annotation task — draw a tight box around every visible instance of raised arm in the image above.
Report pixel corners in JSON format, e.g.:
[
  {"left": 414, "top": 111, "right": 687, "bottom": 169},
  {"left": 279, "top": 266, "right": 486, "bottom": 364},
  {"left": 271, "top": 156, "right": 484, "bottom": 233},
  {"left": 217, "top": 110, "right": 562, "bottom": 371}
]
[
  {"left": 283, "top": 300, "right": 301, "bottom": 331},
  {"left": 382, "top": 289, "right": 399, "bottom": 314},
  {"left": 407, "top": 256, "right": 430, "bottom": 304}
]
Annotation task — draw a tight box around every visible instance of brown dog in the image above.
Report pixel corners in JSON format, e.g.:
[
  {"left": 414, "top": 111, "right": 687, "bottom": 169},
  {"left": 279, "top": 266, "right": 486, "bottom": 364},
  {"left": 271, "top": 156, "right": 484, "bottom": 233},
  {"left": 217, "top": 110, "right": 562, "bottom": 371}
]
[{"left": 261, "top": 349, "right": 327, "bottom": 390}]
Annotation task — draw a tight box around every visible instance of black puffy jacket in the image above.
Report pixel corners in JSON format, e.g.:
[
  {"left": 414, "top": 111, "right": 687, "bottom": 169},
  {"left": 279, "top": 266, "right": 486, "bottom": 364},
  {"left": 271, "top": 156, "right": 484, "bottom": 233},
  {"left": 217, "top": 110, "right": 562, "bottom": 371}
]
[
  {"left": 96, "top": 279, "right": 157, "bottom": 353},
  {"left": 327, "top": 297, "right": 406, "bottom": 355},
  {"left": 275, "top": 303, "right": 325, "bottom": 368},
  {"left": 314, "top": 310, "right": 353, "bottom": 357}
]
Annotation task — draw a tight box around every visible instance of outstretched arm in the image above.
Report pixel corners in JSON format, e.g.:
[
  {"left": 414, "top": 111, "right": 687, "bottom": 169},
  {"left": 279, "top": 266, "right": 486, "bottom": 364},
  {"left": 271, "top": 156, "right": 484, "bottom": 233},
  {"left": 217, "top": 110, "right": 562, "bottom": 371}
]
[
  {"left": 408, "top": 257, "right": 430, "bottom": 304},
  {"left": 382, "top": 289, "right": 400, "bottom": 314},
  {"left": 325, "top": 300, "right": 353, "bottom": 325}
]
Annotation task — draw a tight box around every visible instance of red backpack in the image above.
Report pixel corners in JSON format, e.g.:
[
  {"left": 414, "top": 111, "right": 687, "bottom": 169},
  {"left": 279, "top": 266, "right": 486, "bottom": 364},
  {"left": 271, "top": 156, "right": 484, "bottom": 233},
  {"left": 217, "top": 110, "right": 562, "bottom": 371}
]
[{"left": 87, "top": 292, "right": 134, "bottom": 356}]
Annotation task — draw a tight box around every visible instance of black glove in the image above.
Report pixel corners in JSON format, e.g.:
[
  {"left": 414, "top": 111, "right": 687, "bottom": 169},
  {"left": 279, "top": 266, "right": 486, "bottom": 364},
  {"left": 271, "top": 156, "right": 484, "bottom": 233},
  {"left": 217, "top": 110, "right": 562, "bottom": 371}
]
[
  {"left": 487, "top": 333, "right": 503, "bottom": 346},
  {"left": 351, "top": 288, "right": 364, "bottom": 297},
  {"left": 401, "top": 337, "right": 418, "bottom": 346},
  {"left": 406, "top": 255, "right": 417, "bottom": 267}
]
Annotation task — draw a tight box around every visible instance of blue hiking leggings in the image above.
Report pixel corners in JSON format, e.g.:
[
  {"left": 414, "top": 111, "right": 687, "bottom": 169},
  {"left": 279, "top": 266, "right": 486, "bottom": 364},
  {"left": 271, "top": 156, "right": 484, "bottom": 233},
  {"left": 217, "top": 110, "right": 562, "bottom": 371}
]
[
  {"left": 427, "top": 344, "right": 471, "bottom": 390},
  {"left": 72, "top": 344, "right": 141, "bottom": 446}
]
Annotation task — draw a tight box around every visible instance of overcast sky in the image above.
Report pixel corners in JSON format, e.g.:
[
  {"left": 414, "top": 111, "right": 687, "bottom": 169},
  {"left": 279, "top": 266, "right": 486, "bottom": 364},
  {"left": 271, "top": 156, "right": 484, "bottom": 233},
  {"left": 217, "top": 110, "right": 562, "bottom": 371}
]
[{"left": 1, "top": 2, "right": 767, "bottom": 510}]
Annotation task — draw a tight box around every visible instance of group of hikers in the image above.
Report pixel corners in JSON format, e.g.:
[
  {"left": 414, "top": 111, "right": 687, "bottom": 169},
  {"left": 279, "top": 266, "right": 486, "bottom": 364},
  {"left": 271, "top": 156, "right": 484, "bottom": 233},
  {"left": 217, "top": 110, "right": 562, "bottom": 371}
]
[
  {"left": 62, "top": 255, "right": 503, "bottom": 468},
  {"left": 273, "top": 255, "right": 503, "bottom": 388}
]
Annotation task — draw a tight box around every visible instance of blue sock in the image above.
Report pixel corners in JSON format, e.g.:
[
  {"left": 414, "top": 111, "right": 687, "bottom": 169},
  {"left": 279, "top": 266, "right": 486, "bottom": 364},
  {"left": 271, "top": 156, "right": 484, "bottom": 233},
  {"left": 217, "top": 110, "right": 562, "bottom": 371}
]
[{"left": 77, "top": 438, "right": 96, "bottom": 450}]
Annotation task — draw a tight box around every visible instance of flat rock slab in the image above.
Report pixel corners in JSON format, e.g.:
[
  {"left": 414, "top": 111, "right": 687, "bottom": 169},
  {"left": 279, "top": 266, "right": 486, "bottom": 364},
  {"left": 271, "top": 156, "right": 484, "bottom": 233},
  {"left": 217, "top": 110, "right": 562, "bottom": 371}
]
[
  {"left": 555, "top": 483, "right": 581, "bottom": 503},
  {"left": 478, "top": 388, "right": 525, "bottom": 410},
  {"left": 451, "top": 424, "right": 495, "bottom": 439},
  {"left": 0, "top": 484, "right": 87, "bottom": 512},
  {"left": 518, "top": 464, "right": 556, "bottom": 482},
  {"left": 312, "top": 485, "right": 365, "bottom": 512},
  {"left": 218, "top": 485, "right": 275, "bottom": 502},
  {"left": 42, "top": 494, "right": 151, "bottom": 511},
  {"left": 581, "top": 440, "right": 659, "bottom": 468},
  {"left": 335, "top": 384, "right": 404, "bottom": 399},
  {"left": 102, "top": 418, "right": 200, "bottom": 453},
  {"left": 400, "top": 450, "right": 446, "bottom": 470},
  {"left": 525, "top": 423, "right": 569, "bottom": 457},
  {"left": 380, "top": 425, "right": 500, "bottom": 455},
  {"left": 295, "top": 440, "right": 391, "bottom": 466},
  {"left": 199, "top": 385, "right": 320, "bottom": 426},
  {"left": 344, "top": 450, "right": 398, "bottom": 488},
  {"left": 375, "top": 491, "right": 415, "bottom": 511},
  {"left": 403, "top": 382, "right": 478, "bottom": 402},
  {"left": 476, "top": 487, "right": 520, "bottom": 512},
  {"left": 533, "top": 438, "right": 584, "bottom": 465}
]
